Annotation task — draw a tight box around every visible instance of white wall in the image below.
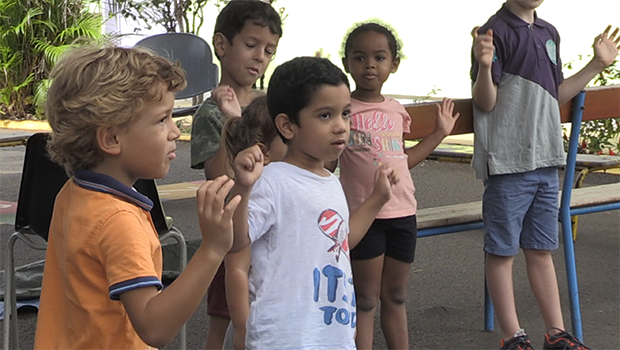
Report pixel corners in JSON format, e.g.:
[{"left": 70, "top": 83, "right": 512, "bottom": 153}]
[{"left": 114, "top": 0, "right": 620, "bottom": 99}]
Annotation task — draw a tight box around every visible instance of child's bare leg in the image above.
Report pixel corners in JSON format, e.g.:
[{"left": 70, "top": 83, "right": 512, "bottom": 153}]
[
  {"left": 524, "top": 249, "right": 564, "bottom": 332},
  {"left": 205, "top": 315, "right": 230, "bottom": 350},
  {"left": 352, "top": 256, "right": 384, "bottom": 350},
  {"left": 486, "top": 253, "right": 521, "bottom": 340},
  {"left": 379, "top": 256, "right": 412, "bottom": 350}
]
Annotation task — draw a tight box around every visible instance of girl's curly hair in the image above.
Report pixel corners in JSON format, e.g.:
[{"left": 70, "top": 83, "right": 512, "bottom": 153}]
[{"left": 340, "top": 18, "right": 406, "bottom": 61}]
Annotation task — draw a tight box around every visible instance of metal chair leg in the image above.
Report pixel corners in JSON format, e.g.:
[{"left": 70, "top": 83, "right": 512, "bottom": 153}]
[
  {"left": 159, "top": 228, "right": 188, "bottom": 350},
  {"left": 3, "top": 233, "right": 18, "bottom": 350},
  {"left": 3, "top": 231, "right": 47, "bottom": 350}
]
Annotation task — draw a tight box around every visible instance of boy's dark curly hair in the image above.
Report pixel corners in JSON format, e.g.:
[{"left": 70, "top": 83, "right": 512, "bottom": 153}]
[
  {"left": 267, "top": 57, "right": 349, "bottom": 130},
  {"left": 213, "top": 0, "right": 283, "bottom": 60}
]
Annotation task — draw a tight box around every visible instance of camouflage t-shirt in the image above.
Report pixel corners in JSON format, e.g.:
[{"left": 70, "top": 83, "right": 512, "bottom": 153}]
[{"left": 190, "top": 98, "right": 224, "bottom": 169}]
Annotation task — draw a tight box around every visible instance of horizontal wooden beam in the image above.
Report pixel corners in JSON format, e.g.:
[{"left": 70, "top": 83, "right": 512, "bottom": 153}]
[{"left": 403, "top": 85, "right": 620, "bottom": 140}]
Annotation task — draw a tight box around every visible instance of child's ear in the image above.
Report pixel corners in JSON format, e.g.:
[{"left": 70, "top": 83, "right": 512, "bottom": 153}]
[
  {"left": 341, "top": 57, "right": 350, "bottom": 73},
  {"left": 275, "top": 113, "right": 295, "bottom": 141},
  {"left": 213, "top": 33, "right": 227, "bottom": 58},
  {"left": 263, "top": 151, "right": 272, "bottom": 166},
  {"left": 391, "top": 57, "right": 401, "bottom": 73},
  {"left": 96, "top": 126, "right": 121, "bottom": 156}
]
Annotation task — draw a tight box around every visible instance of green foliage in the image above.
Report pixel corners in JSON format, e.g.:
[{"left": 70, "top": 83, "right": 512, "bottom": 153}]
[
  {"left": 112, "top": 0, "right": 287, "bottom": 35},
  {"left": 0, "top": 0, "right": 108, "bottom": 120},
  {"left": 113, "top": 0, "right": 228, "bottom": 34},
  {"left": 563, "top": 56, "right": 620, "bottom": 155}
]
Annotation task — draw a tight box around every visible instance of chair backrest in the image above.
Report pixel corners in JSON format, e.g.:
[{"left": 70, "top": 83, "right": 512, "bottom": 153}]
[
  {"left": 14, "top": 133, "right": 70, "bottom": 240},
  {"left": 134, "top": 32, "right": 219, "bottom": 100},
  {"left": 133, "top": 179, "right": 172, "bottom": 234}
]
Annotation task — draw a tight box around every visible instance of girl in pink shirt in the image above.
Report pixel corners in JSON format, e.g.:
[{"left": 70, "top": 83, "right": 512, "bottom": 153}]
[{"left": 338, "top": 21, "right": 460, "bottom": 349}]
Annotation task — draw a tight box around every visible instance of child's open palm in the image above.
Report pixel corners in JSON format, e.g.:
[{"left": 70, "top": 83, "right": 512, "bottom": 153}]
[
  {"left": 233, "top": 144, "right": 264, "bottom": 188},
  {"left": 593, "top": 25, "right": 620, "bottom": 68},
  {"left": 196, "top": 176, "right": 240, "bottom": 256},
  {"left": 212, "top": 85, "right": 242, "bottom": 118},
  {"left": 435, "top": 98, "right": 461, "bottom": 137}
]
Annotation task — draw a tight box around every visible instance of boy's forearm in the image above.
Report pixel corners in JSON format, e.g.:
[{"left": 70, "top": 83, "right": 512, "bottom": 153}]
[
  {"left": 349, "top": 195, "right": 385, "bottom": 249},
  {"left": 472, "top": 68, "right": 497, "bottom": 112},
  {"left": 230, "top": 186, "right": 252, "bottom": 252},
  {"left": 122, "top": 245, "right": 227, "bottom": 347},
  {"left": 558, "top": 59, "right": 606, "bottom": 106},
  {"left": 224, "top": 249, "right": 251, "bottom": 331}
]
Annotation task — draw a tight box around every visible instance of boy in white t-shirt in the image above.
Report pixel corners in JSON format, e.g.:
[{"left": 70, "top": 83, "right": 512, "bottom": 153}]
[{"left": 228, "top": 56, "right": 398, "bottom": 350}]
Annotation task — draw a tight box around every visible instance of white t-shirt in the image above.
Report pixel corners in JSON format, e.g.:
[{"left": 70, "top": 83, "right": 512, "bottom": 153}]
[{"left": 245, "top": 162, "right": 357, "bottom": 350}]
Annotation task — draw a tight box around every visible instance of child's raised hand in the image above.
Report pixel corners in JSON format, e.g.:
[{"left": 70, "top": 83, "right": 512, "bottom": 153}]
[
  {"left": 233, "top": 144, "right": 264, "bottom": 188},
  {"left": 472, "top": 27, "right": 495, "bottom": 69},
  {"left": 212, "top": 85, "right": 241, "bottom": 118},
  {"left": 593, "top": 25, "right": 620, "bottom": 69},
  {"left": 434, "top": 98, "right": 461, "bottom": 137},
  {"left": 196, "top": 175, "right": 241, "bottom": 256},
  {"left": 372, "top": 164, "right": 399, "bottom": 204}
]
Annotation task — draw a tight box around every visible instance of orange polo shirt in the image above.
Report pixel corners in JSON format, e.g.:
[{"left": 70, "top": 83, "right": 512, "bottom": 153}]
[{"left": 34, "top": 170, "right": 163, "bottom": 349}]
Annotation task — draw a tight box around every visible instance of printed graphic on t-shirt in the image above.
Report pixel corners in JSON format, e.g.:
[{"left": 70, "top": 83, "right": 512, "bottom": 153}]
[
  {"left": 317, "top": 209, "right": 350, "bottom": 262},
  {"left": 349, "top": 111, "right": 407, "bottom": 165},
  {"left": 314, "top": 209, "right": 356, "bottom": 327},
  {"left": 545, "top": 39, "right": 557, "bottom": 65},
  {"left": 312, "top": 264, "right": 356, "bottom": 328}
]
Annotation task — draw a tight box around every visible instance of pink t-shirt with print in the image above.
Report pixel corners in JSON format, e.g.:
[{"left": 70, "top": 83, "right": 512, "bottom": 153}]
[{"left": 339, "top": 97, "right": 417, "bottom": 219}]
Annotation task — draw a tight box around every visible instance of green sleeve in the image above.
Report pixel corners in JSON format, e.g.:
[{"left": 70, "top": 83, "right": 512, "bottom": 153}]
[{"left": 190, "top": 99, "right": 225, "bottom": 169}]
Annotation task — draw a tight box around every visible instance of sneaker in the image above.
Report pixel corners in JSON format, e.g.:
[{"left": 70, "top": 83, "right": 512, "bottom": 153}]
[
  {"left": 543, "top": 328, "right": 590, "bottom": 350},
  {"left": 501, "top": 334, "right": 535, "bottom": 350}
]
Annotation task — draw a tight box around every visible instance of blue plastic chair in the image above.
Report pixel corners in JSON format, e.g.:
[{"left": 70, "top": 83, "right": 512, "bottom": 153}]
[{"left": 135, "top": 32, "right": 219, "bottom": 118}]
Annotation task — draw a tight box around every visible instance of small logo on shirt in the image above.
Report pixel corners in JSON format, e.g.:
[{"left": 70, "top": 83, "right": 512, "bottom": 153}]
[
  {"left": 318, "top": 209, "right": 350, "bottom": 262},
  {"left": 546, "top": 40, "right": 557, "bottom": 65}
]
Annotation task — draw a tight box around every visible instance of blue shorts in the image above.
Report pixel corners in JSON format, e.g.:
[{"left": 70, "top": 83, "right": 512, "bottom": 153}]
[
  {"left": 351, "top": 215, "right": 417, "bottom": 263},
  {"left": 483, "top": 167, "right": 560, "bottom": 256}
]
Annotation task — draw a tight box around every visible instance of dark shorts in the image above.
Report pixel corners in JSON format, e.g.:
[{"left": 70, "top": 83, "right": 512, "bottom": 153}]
[
  {"left": 351, "top": 215, "right": 417, "bottom": 263},
  {"left": 206, "top": 262, "right": 230, "bottom": 318}
]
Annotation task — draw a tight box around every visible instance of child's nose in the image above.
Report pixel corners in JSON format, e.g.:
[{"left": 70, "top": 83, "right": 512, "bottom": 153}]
[
  {"left": 169, "top": 119, "right": 181, "bottom": 140},
  {"left": 254, "top": 49, "right": 266, "bottom": 63},
  {"left": 334, "top": 116, "right": 349, "bottom": 133}
]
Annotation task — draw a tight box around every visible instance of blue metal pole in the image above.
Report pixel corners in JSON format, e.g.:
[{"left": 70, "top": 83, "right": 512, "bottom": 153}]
[{"left": 559, "top": 91, "right": 585, "bottom": 341}]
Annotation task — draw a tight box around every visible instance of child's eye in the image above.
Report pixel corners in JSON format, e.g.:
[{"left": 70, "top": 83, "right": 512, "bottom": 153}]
[
  {"left": 343, "top": 110, "right": 351, "bottom": 119},
  {"left": 246, "top": 42, "right": 256, "bottom": 48},
  {"left": 354, "top": 56, "right": 364, "bottom": 62},
  {"left": 320, "top": 113, "right": 331, "bottom": 120},
  {"left": 376, "top": 56, "right": 386, "bottom": 61}
]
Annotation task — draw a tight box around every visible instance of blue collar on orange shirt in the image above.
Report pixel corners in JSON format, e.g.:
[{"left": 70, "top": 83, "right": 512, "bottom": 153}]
[{"left": 73, "top": 169, "right": 153, "bottom": 211}]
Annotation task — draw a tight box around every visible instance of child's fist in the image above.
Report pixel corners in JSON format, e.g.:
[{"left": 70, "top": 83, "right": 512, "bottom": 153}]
[
  {"left": 233, "top": 144, "right": 264, "bottom": 188},
  {"left": 473, "top": 27, "right": 495, "bottom": 69},
  {"left": 372, "top": 164, "right": 399, "bottom": 204}
]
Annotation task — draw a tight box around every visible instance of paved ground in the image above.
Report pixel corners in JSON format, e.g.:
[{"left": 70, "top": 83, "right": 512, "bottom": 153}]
[{"left": 1, "top": 131, "right": 619, "bottom": 349}]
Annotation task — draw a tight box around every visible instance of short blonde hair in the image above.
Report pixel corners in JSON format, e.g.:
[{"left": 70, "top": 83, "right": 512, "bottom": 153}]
[{"left": 46, "top": 45, "right": 187, "bottom": 173}]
